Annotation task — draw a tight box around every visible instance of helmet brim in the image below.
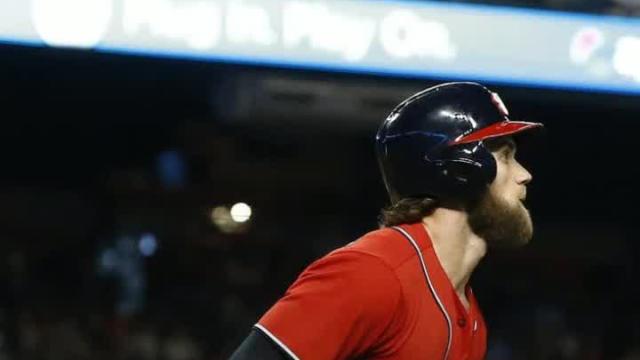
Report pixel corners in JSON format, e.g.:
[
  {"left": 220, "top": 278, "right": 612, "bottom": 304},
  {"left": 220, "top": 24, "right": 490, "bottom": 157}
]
[{"left": 449, "top": 121, "right": 543, "bottom": 145}]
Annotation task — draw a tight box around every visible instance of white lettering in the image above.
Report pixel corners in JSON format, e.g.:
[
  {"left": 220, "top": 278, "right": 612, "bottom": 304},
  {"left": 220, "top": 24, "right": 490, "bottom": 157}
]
[
  {"left": 613, "top": 36, "right": 640, "bottom": 82},
  {"left": 226, "top": 0, "right": 277, "bottom": 46},
  {"left": 122, "top": 0, "right": 222, "bottom": 50},
  {"left": 282, "top": 1, "right": 376, "bottom": 62},
  {"left": 380, "top": 10, "right": 456, "bottom": 60}
]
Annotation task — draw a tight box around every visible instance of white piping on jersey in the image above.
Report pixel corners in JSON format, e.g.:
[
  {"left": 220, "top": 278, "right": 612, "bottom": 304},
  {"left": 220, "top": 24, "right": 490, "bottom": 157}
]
[
  {"left": 392, "top": 226, "right": 453, "bottom": 360},
  {"left": 254, "top": 323, "right": 301, "bottom": 360}
]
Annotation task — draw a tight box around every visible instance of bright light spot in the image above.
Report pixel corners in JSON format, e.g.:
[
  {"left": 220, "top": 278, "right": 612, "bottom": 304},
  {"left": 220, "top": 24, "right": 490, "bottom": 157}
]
[
  {"left": 31, "top": 0, "right": 113, "bottom": 48},
  {"left": 211, "top": 204, "right": 251, "bottom": 233},
  {"left": 138, "top": 233, "right": 158, "bottom": 257},
  {"left": 230, "top": 203, "right": 252, "bottom": 223}
]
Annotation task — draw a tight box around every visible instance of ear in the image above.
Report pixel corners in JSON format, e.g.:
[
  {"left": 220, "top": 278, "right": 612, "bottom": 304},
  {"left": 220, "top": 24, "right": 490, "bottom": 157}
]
[{"left": 438, "top": 143, "right": 497, "bottom": 194}]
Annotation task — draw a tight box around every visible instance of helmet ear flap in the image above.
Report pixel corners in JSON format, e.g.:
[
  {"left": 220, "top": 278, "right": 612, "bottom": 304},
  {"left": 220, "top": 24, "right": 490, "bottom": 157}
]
[{"left": 437, "top": 143, "right": 497, "bottom": 197}]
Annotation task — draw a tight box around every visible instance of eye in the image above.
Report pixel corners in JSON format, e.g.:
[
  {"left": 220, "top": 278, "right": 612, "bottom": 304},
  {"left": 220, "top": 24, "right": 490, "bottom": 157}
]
[
  {"left": 503, "top": 142, "right": 517, "bottom": 160},
  {"left": 486, "top": 139, "right": 517, "bottom": 163},
  {"left": 497, "top": 148, "right": 510, "bottom": 162}
]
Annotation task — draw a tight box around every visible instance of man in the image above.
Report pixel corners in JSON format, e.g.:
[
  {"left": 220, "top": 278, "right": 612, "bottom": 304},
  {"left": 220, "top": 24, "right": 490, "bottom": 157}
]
[{"left": 230, "top": 82, "right": 543, "bottom": 359}]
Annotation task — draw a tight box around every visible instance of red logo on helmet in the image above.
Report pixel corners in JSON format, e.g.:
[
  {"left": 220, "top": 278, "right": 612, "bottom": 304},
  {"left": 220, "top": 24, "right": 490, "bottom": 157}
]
[{"left": 491, "top": 92, "right": 509, "bottom": 116}]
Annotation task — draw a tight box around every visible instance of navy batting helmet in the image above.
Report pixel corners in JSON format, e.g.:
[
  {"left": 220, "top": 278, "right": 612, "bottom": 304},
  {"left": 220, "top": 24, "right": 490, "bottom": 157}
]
[{"left": 376, "top": 82, "right": 543, "bottom": 204}]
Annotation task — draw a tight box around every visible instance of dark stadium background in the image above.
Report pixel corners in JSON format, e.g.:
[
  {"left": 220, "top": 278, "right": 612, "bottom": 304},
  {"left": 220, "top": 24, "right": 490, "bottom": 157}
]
[{"left": 1, "top": 19, "right": 640, "bottom": 360}]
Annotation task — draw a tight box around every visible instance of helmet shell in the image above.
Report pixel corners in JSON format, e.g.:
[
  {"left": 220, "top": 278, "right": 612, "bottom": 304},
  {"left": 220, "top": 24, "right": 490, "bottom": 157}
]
[{"left": 376, "top": 82, "right": 542, "bottom": 204}]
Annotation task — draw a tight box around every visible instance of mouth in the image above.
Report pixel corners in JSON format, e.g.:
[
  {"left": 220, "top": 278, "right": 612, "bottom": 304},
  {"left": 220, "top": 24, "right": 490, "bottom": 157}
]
[{"left": 519, "top": 191, "right": 527, "bottom": 205}]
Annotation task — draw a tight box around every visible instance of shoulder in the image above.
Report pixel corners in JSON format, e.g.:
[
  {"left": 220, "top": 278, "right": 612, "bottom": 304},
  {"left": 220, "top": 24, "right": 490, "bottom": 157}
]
[
  {"left": 333, "top": 226, "right": 416, "bottom": 271},
  {"left": 258, "top": 236, "right": 410, "bottom": 359},
  {"left": 288, "top": 226, "right": 417, "bottom": 302},
  {"left": 297, "top": 245, "right": 400, "bottom": 294},
  {"left": 275, "top": 242, "right": 406, "bottom": 317}
]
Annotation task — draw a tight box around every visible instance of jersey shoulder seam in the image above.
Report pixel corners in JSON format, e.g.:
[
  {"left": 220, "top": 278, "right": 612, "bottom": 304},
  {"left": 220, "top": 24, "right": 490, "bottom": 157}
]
[{"left": 342, "top": 229, "right": 429, "bottom": 272}]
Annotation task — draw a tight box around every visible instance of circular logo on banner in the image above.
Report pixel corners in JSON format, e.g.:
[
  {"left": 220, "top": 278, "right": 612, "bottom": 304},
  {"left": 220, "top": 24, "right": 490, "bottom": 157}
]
[
  {"left": 31, "top": 0, "right": 113, "bottom": 48},
  {"left": 570, "top": 27, "right": 605, "bottom": 65}
]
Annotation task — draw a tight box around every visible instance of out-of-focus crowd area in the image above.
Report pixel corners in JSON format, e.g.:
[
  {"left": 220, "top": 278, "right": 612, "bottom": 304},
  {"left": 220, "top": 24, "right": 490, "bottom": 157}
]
[{"left": 0, "top": 207, "right": 639, "bottom": 360}]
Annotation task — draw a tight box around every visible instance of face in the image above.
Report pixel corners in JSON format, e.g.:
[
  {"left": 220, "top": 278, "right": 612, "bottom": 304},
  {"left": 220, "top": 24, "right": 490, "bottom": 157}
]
[{"left": 468, "top": 137, "right": 534, "bottom": 248}]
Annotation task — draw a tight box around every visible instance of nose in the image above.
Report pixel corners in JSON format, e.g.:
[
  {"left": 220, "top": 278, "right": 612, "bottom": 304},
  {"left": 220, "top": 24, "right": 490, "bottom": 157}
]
[{"left": 515, "top": 160, "right": 532, "bottom": 185}]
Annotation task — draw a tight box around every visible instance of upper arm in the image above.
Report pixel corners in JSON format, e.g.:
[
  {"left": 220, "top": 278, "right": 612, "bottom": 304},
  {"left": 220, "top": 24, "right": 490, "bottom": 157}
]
[{"left": 229, "top": 328, "right": 292, "bottom": 360}]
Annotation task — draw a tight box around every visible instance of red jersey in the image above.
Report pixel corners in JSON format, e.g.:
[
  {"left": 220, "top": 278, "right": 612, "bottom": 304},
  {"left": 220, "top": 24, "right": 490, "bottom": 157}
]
[{"left": 257, "top": 223, "right": 487, "bottom": 360}]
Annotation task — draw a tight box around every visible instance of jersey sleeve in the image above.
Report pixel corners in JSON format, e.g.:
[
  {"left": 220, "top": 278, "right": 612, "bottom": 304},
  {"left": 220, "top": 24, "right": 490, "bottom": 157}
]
[{"left": 256, "top": 250, "right": 403, "bottom": 360}]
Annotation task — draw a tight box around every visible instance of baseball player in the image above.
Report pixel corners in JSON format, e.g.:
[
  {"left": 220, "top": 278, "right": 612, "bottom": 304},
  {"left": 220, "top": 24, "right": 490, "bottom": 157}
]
[{"left": 230, "top": 82, "right": 543, "bottom": 360}]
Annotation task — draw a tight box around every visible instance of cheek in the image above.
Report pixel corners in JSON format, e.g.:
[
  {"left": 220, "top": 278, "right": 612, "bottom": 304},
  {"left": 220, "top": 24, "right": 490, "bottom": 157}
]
[
  {"left": 491, "top": 157, "right": 509, "bottom": 186},
  {"left": 488, "top": 179, "right": 519, "bottom": 206},
  {"left": 491, "top": 161, "right": 518, "bottom": 197},
  {"left": 488, "top": 171, "right": 510, "bottom": 196}
]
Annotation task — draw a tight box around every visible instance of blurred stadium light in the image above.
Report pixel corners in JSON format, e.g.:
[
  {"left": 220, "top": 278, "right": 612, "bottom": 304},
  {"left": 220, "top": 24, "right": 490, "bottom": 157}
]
[
  {"left": 230, "top": 202, "right": 252, "bottom": 223},
  {"left": 211, "top": 205, "right": 251, "bottom": 233},
  {"left": 0, "top": 0, "right": 639, "bottom": 94},
  {"left": 156, "top": 149, "right": 187, "bottom": 190},
  {"left": 138, "top": 233, "right": 158, "bottom": 257}
]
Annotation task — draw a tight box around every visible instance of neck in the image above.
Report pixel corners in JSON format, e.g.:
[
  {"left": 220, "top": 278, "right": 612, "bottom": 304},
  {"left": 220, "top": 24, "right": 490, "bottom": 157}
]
[{"left": 422, "top": 208, "right": 487, "bottom": 294}]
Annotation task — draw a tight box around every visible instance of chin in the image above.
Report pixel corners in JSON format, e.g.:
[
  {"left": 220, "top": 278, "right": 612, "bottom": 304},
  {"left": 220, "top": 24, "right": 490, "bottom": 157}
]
[
  {"left": 514, "top": 210, "right": 534, "bottom": 247},
  {"left": 468, "top": 190, "right": 535, "bottom": 249}
]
